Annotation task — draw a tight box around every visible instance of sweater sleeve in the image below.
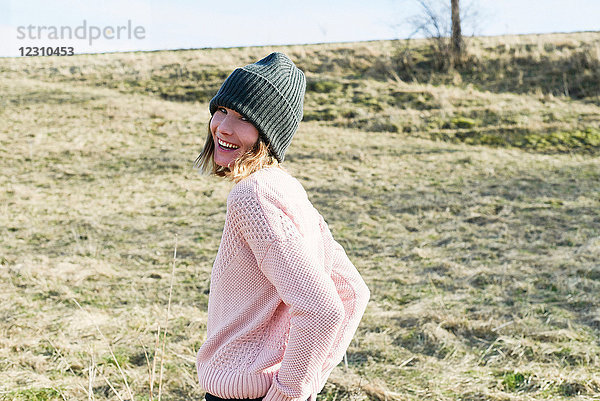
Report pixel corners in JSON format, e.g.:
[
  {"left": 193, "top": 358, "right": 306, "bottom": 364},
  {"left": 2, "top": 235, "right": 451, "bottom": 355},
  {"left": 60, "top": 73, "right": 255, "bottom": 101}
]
[
  {"left": 260, "top": 239, "right": 346, "bottom": 401},
  {"left": 231, "top": 192, "right": 346, "bottom": 401},
  {"left": 316, "top": 216, "right": 371, "bottom": 391}
]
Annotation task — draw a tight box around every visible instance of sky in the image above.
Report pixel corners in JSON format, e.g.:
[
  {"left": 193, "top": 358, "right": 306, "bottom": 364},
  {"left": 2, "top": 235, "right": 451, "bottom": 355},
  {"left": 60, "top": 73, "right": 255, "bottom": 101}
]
[{"left": 0, "top": 0, "right": 599, "bottom": 57}]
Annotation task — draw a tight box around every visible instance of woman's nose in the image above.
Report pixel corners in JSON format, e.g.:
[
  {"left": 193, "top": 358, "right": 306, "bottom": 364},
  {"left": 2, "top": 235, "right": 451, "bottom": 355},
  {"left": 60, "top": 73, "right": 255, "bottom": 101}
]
[{"left": 217, "top": 114, "right": 235, "bottom": 135}]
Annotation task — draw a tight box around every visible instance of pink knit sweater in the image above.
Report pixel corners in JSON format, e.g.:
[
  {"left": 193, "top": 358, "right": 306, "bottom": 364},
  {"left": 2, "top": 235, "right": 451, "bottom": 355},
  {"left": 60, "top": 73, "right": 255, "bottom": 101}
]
[{"left": 196, "top": 166, "right": 370, "bottom": 401}]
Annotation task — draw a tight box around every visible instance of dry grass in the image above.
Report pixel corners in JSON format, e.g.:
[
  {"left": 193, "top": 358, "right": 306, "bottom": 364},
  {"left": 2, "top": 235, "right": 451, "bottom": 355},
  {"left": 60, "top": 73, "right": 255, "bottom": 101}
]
[
  {"left": 1, "top": 33, "right": 599, "bottom": 400},
  {"left": 3, "top": 33, "right": 599, "bottom": 154}
]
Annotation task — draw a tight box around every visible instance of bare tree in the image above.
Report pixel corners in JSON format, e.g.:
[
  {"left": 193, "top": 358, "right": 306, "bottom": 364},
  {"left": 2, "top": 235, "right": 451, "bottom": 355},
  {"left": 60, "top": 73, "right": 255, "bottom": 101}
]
[
  {"left": 451, "top": 0, "right": 464, "bottom": 66},
  {"left": 401, "top": 0, "right": 478, "bottom": 71}
]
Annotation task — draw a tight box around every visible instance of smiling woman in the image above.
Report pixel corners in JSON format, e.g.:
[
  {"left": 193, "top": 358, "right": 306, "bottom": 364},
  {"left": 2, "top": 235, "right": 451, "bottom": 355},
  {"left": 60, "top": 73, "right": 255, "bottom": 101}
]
[
  {"left": 191, "top": 52, "right": 370, "bottom": 401},
  {"left": 194, "top": 105, "right": 279, "bottom": 183},
  {"left": 211, "top": 106, "right": 259, "bottom": 168}
]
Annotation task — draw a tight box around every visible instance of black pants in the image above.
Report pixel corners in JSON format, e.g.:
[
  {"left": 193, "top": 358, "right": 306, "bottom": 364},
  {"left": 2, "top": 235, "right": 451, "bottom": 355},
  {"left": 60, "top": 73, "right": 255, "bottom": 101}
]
[{"left": 205, "top": 393, "right": 263, "bottom": 401}]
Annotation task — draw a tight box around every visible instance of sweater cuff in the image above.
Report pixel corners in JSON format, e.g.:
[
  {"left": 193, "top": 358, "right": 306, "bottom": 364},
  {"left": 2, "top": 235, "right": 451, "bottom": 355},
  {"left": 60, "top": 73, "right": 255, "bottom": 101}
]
[
  {"left": 262, "top": 379, "right": 315, "bottom": 401},
  {"left": 318, "top": 364, "right": 336, "bottom": 392}
]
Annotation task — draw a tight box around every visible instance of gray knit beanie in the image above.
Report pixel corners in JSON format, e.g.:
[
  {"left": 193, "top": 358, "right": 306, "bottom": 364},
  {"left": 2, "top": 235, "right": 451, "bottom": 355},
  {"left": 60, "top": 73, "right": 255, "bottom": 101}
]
[{"left": 209, "top": 52, "right": 306, "bottom": 162}]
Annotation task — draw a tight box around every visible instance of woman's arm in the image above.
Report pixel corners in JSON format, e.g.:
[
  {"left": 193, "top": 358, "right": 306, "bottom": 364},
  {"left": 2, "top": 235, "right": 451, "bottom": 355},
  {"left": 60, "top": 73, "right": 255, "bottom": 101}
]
[
  {"left": 317, "top": 216, "right": 371, "bottom": 390},
  {"left": 259, "top": 220, "right": 370, "bottom": 401},
  {"left": 259, "top": 238, "right": 346, "bottom": 401},
  {"left": 231, "top": 188, "right": 370, "bottom": 401},
  {"left": 231, "top": 191, "right": 347, "bottom": 401}
]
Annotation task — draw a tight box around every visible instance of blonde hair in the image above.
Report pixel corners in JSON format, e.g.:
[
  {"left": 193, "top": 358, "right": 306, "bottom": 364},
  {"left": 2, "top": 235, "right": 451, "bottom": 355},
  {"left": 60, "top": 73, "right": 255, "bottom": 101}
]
[{"left": 193, "top": 120, "right": 280, "bottom": 183}]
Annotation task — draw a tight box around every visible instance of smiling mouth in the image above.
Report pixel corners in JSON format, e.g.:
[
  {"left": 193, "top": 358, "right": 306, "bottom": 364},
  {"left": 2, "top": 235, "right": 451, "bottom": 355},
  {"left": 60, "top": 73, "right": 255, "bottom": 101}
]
[{"left": 217, "top": 137, "right": 240, "bottom": 151}]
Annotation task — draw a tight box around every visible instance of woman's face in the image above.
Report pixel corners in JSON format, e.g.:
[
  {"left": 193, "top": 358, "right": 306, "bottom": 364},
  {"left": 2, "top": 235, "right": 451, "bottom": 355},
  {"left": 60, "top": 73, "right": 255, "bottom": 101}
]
[{"left": 210, "top": 106, "right": 259, "bottom": 168}]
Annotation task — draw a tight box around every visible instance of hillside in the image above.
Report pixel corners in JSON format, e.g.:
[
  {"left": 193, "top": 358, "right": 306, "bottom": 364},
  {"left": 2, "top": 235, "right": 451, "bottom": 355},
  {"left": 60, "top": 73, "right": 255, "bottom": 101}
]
[
  {"left": 1, "top": 32, "right": 599, "bottom": 401},
  {"left": 2, "top": 32, "right": 599, "bottom": 153}
]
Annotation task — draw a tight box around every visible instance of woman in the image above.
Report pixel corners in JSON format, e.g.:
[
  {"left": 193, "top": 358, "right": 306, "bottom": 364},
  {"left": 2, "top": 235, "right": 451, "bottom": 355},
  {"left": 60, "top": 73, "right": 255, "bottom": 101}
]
[{"left": 194, "top": 52, "right": 370, "bottom": 401}]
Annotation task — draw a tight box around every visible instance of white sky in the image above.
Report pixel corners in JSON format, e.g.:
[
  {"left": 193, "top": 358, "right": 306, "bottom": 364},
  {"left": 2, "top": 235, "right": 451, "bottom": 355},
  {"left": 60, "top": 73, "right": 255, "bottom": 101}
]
[{"left": 0, "top": 0, "right": 598, "bottom": 57}]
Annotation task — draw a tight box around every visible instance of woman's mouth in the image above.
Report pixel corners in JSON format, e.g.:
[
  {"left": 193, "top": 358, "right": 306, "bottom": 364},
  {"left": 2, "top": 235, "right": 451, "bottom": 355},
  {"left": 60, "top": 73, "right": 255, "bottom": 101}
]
[{"left": 217, "top": 137, "right": 240, "bottom": 151}]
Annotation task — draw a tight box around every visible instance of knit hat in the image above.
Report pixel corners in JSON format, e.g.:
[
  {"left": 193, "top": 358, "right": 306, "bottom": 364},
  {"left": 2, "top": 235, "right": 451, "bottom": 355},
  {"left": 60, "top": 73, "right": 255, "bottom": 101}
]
[{"left": 209, "top": 52, "right": 306, "bottom": 162}]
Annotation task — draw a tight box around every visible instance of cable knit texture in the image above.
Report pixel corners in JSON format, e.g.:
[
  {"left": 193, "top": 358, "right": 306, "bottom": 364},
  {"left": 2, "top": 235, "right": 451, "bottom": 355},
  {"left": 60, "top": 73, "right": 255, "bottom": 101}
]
[{"left": 196, "top": 166, "right": 370, "bottom": 401}]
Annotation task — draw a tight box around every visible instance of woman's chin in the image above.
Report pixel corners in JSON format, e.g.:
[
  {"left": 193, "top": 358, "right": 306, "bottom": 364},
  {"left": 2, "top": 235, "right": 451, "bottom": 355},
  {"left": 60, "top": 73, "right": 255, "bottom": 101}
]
[{"left": 214, "top": 155, "right": 234, "bottom": 168}]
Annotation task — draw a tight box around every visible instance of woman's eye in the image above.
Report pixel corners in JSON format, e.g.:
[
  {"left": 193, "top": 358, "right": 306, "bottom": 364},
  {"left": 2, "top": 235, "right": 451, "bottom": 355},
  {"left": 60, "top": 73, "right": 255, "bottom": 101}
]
[{"left": 218, "top": 107, "right": 227, "bottom": 114}]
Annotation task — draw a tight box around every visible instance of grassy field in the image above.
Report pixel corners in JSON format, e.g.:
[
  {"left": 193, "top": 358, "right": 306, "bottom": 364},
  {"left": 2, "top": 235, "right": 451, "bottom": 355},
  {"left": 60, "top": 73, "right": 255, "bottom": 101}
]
[{"left": 1, "top": 32, "right": 599, "bottom": 400}]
